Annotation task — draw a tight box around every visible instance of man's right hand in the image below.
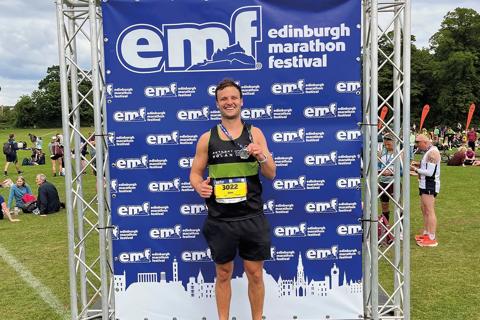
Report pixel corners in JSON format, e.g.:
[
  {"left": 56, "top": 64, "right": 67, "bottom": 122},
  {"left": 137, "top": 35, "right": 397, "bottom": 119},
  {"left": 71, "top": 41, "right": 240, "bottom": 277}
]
[{"left": 196, "top": 177, "right": 213, "bottom": 198}]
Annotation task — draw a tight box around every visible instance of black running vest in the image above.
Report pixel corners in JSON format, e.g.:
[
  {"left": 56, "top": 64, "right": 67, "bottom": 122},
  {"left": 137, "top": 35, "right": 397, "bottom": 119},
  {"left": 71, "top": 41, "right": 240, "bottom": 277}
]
[{"left": 206, "top": 124, "right": 263, "bottom": 220}]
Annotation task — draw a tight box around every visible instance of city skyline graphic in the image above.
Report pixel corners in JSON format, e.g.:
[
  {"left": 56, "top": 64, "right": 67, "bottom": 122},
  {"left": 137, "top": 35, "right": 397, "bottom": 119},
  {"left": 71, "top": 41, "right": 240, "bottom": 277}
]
[{"left": 114, "top": 252, "right": 362, "bottom": 319}]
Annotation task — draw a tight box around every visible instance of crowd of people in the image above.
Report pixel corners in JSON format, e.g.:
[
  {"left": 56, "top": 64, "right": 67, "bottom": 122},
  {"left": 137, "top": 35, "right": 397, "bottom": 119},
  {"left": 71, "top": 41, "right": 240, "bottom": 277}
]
[{"left": 0, "top": 132, "right": 73, "bottom": 222}]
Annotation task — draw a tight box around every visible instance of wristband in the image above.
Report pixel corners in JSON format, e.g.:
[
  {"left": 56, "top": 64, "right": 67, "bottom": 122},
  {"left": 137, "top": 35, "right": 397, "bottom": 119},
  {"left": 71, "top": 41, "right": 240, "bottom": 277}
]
[{"left": 258, "top": 153, "right": 268, "bottom": 164}]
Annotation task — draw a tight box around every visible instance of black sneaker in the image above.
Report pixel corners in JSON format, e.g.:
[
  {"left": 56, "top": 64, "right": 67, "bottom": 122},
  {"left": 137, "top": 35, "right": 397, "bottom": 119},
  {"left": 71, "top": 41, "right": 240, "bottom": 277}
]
[{"left": 17, "top": 170, "right": 23, "bottom": 174}]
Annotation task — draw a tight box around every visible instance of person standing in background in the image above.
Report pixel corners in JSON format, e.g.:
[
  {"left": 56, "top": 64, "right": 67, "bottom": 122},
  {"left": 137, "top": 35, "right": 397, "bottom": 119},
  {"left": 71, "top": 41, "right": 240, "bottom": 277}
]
[{"left": 410, "top": 134, "right": 441, "bottom": 247}]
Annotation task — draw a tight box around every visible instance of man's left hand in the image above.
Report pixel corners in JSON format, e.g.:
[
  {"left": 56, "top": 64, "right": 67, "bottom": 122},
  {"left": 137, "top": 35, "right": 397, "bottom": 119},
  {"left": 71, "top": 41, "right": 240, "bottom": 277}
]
[{"left": 246, "top": 143, "right": 266, "bottom": 162}]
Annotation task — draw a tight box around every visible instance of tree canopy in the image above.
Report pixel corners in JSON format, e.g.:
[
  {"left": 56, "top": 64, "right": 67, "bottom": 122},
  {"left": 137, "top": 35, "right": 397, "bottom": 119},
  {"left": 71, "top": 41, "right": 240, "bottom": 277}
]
[{"left": 12, "top": 65, "right": 93, "bottom": 128}]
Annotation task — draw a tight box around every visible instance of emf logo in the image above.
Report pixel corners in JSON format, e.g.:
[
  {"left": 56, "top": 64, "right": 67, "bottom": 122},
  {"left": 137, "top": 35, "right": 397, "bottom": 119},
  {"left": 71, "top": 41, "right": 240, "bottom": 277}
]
[
  {"left": 336, "top": 129, "right": 362, "bottom": 141},
  {"left": 274, "top": 222, "right": 307, "bottom": 237},
  {"left": 115, "top": 155, "right": 149, "bottom": 169},
  {"left": 272, "top": 128, "right": 305, "bottom": 143},
  {"left": 116, "top": 6, "right": 262, "bottom": 73},
  {"left": 305, "top": 199, "right": 338, "bottom": 213},
  {"left": 273, "top": 176, "right": 306, "bottom": 190},
  {"left": 336, "top": 178, "right": 361, "bottom": 189},
  {"left": 118, "top": 249, "right": 151, "bottom": 263},
  {"left": 113, "top": 107, "right": 146, "bottom": 122},
  {"left": 271, "top": 79, "right": 305, "bottom": 95},
  {"left": 117, "top": 202, "right": 150, "bottom": 216}
]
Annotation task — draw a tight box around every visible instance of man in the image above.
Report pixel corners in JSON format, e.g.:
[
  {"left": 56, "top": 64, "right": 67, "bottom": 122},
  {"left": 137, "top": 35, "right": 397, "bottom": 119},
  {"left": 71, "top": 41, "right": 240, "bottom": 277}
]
[
  {"left": 190, "top": 79, "right": 276, "bottom": 320},
  {"left": 378, "top": 133, "right": 402, "bottom": 224},
  {"left": 466, "top": 127, "right": 477, "bottom": 151},
  {"left": 410, "top": 134, "right": 440, "bottom": 247},
  {"left": 35, "top": 173, "right": 62, "bottom": 215},
  {"left": 4, "top": 133, "right": 23, "bottom": 176}
]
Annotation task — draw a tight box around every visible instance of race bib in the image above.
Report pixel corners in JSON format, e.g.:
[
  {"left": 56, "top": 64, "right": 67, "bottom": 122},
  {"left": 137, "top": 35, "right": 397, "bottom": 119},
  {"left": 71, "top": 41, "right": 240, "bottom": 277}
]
[{"left": 214, "top": 178, "right": 247, "bottom": 204}]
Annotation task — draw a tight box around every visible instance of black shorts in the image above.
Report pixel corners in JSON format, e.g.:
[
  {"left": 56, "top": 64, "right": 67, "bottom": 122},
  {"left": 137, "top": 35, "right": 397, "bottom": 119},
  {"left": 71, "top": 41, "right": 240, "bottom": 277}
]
[
  {"left": 419, "top": 188, "right": 438, "bottom": 197},
  {"left": 378, "top": 182, "right": 393, "bottom": 202},
  {"left": 6, "top": 154, "right": 17, "bottom": 163},
  {"left": 202, "top": 214, "right": 271, "bottom": 264},
  {"left": 468, "top": 141, "right": 475, "bottom": 150}
]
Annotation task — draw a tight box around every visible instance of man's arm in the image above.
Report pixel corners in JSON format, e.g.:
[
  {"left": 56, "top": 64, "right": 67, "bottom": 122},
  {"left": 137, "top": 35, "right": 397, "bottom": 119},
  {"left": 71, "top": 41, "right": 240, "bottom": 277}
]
[
  {"left": 190, "top": 132, "right": 213, "bottom": 198},
  {"left": 37, "top": 185, "right": 48, "bottom": 214},
  {"left": 416, "top": 149, "right": 440, "bottom": 176},
  {"left": 249, "top": 126, "right": 276, "bottom": 180}
]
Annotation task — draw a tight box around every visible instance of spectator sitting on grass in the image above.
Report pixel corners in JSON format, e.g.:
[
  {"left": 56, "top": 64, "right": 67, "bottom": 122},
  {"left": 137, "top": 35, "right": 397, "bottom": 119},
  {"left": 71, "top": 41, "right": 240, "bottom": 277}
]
[
  {"left": 35, "top": 173, "right": 64, "bottom": 215},
  {"left": 463, "top": 147, "right": 476, "bottom": 166},
  {"left": 447, "top": 146, "right": 467, "bottom": 166},
  {"left": 7, "top": 176, "right": 34, "bottom": 213}
]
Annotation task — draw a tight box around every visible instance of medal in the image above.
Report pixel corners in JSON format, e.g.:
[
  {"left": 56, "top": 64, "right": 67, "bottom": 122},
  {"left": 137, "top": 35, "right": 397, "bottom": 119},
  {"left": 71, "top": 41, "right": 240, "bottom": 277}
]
[
  {"left": 238, "top": 148, "right": 250, "bottom": 159},
  {"left": 218, "top": 122, "right": 254, "bottom": 160}
]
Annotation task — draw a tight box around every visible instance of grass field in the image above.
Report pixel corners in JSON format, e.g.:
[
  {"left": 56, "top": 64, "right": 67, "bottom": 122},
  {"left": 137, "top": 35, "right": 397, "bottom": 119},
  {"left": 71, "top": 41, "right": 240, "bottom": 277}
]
[{"left": 0, "top": 128, "right": 479, "bottom": 320}]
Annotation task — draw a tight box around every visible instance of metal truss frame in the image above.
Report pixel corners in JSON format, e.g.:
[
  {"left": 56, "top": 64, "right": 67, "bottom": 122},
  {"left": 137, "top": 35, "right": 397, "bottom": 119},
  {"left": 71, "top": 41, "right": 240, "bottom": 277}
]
[
  {"left": 362, "top": 0, "right": 411, "bottom": 319},
  {"left": 55, "top": 0, "right": 410, "bottom": 319},
  {"left": 55, "top": 0, "right": 113, "bottom": 319}
]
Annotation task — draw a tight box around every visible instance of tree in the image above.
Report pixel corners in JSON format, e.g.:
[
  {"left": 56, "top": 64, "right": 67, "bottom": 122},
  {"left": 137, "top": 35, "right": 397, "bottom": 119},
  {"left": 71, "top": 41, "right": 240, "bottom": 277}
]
[
  {"left": 428, "top": 8, "right": 480, "bottom": 127},
  {"left": 377, "top": 33, "right": 437, "bottom": 128},
  {"left": 31, "top": 66, "right": 62, "bottom": 127},
  {"left": 14, "top": 95, "right": 37, "bottom": 127},
  {"left": 14, "top": 65, "right": 94, "bottom": 128}
]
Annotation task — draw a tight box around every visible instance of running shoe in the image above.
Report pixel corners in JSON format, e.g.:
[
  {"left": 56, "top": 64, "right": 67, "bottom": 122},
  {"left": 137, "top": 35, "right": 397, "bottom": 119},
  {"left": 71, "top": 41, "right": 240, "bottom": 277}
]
[
  {"left": 417, "top": 237, "right": 438, "bottom": 247},
  {"left": 415, "top": 234, "right": 428, "bottom": 242}
]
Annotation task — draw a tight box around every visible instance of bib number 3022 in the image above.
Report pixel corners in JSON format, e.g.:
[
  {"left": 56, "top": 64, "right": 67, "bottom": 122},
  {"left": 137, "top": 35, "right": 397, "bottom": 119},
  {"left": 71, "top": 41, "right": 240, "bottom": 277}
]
[{"left": 214, "top": 178, "right": 247, "bottom": 204}]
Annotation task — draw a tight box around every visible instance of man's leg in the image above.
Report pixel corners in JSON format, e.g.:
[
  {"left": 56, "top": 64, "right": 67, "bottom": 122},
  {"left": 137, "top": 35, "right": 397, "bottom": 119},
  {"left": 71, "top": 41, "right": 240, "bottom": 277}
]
[
  {"left": 420, "top": 196, "right": 427, "bottom": 231},
  {"left": 15, "top": 160, "right": 21, "bottom": 173},
  {"left": 4, "top": 161, "right": 10, "bottom": 175},
  {"left": 215, "top": 261, "right": 234, "bottom": 320},
  {"left": 58, "top": 158, "right": 63, "bottom": 175},
  {"left": 244, "top": 260, "right": 265, "bottom": 320},
  {"left": 421, "top": 194, "right": 437, "bottom": 236},
  {"left": 381, "top": 201, "right": 390, "bottom": 222},
  {"left": 51, "top": 159, "right": 56, "bottom": 176}
]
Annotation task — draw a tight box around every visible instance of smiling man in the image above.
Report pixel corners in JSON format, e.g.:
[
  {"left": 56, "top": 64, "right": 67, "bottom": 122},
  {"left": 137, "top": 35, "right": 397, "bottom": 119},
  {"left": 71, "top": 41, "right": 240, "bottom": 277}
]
[{"left": 190, "top": 79, "right": 276, "bottom": 320}]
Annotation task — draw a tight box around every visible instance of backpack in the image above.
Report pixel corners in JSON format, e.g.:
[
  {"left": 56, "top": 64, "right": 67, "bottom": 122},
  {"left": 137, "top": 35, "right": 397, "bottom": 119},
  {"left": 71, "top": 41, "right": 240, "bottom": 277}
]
[
  {"left": 21, "top": 193, "right": 37, "bottom": 203},
  {"left": 38, "top": 153, "right": 46, "bottom": 165},
  {"left": 21, "top": 194, "right": 38, "bottom": 213},
  {"left": 53, "top": 142, "right": 64, "bottom": 157},
  {"left": 378, "top": 214, "right": 394, "bottom": 245},
  {"left": 22, "top": 158, "right": 32, "bottom": 166},
  {"left": 3, "top": 142, "right": 13, "bottom": 156}
]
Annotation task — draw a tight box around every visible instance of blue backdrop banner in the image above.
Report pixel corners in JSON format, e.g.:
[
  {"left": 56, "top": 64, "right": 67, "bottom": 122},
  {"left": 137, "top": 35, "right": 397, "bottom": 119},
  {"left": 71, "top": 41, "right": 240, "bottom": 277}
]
[{"left": 103, "top": 0, "right": 363, "bottom": 319}]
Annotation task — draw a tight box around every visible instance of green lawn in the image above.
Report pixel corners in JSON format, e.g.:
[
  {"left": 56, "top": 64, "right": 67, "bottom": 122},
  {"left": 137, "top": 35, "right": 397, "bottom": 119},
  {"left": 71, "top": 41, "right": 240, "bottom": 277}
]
[{"left": 0, "top": 128, "right": 479, "bottom": 319}]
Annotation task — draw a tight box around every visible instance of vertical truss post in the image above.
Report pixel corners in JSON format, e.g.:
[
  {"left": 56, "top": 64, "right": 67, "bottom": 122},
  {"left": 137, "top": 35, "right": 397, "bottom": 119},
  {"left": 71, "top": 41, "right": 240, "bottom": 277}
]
[
  {"left": 401, "top": 0, "right": 412, "bottom": 318},
  {"left": 363, "top": 0, "right": 411, "bottom": 319},
  {"left": 56, "top": 0, "right": 113, "bottom": 318}
]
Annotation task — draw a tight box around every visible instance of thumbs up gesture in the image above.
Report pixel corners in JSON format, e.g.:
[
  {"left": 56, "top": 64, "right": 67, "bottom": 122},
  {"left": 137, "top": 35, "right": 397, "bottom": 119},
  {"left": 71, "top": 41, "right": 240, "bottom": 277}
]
[{"left": 196, "top": 177, "right": 213, "bottom": 198}]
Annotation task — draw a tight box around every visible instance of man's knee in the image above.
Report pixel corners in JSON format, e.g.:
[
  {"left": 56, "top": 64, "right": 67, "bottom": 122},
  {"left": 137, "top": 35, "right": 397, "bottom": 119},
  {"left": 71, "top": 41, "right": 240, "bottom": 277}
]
[
  {"left": 244, "top": 261, "right": 264, "bottom": 284},
  {"left": 216, "top": 263, "right": 233, "bottom": 282}
]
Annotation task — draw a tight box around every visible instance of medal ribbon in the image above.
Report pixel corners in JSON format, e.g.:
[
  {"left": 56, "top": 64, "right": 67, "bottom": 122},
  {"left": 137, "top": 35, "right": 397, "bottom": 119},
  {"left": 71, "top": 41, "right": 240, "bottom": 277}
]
[{"left": 218, "top": 122, "right": 253, "bottom": 151}]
